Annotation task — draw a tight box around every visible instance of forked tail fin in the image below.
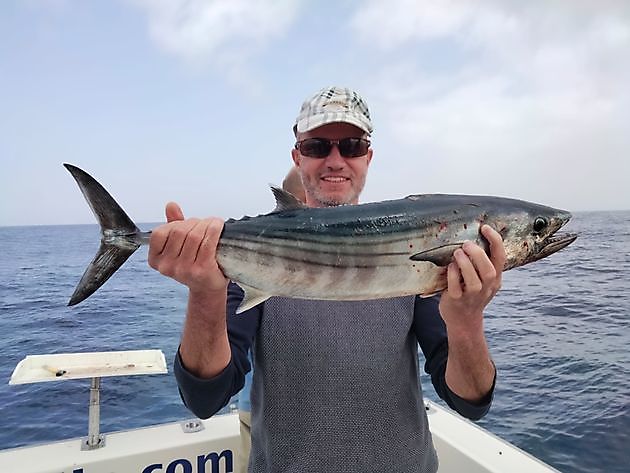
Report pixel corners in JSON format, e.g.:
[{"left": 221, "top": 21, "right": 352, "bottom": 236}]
[{"left": 64, "top": 163, "right": 148, "bottom": 306}]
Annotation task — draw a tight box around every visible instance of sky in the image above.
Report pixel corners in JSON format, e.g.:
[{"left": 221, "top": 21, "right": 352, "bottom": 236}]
[{"left": 1, "top": 0, "right": 629, "bottom": 226}]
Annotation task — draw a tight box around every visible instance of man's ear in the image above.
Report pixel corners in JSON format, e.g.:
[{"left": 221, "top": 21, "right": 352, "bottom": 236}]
[{"left": 291, "top": 148, "right": 301, "bottom": 167}]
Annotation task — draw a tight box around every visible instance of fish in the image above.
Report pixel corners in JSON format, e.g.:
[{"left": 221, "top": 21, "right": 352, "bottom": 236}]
[{"left": 63, "top": 163, "right": 577, "bottom": 313}]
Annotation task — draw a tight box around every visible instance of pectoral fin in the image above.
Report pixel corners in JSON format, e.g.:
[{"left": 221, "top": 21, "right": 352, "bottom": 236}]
[
  {"left": 410, "top": 243, "right": 463, "bottom": 267},
  {"left": 236, "top": 285, "right": 272, "bottom": 314}
]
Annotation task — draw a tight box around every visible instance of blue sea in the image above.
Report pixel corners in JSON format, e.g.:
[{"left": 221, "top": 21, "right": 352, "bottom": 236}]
[{"left": 0, "top": 212, "right": 629, "bottom": 473}]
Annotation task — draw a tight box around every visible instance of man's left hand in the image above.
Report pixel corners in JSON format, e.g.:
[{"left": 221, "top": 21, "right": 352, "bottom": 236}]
[{"left": 439, "top": 224, "right": 506, "bottom": 333}]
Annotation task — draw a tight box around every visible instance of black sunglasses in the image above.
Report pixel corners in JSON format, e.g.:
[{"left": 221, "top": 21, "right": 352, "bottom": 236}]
[{"left": 295, "top": 138, "right": 371, "bottom": 158}]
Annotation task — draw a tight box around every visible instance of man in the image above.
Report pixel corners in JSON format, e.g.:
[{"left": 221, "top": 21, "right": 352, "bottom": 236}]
[{"left": 148, "top": 87, "right": 502, "bottom": 473}]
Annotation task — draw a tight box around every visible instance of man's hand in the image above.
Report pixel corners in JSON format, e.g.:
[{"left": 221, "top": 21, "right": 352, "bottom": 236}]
[
  {"left": 148, "top": 202, "right": 228, "bottom": 295},
  {"left": 439, "top": 224, "right": 505, "bottom": 403},
  {"left": 439, "top": 224, "right": 506, "bottom": 333},
  {"left": 148, "top": 202, "right": 232, "bottom": 379}
]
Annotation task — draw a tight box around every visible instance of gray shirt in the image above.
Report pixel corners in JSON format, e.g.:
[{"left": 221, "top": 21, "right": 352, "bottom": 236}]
[{"left": 248, "top": 296, "right": 438, "bottom": 473}]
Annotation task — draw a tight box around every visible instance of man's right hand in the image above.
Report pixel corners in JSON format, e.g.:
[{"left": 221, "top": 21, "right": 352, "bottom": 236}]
[
  {"left": 149, "top": 202, "right": 232, "bottom": 379},
  {"left": 148, "top": 202, "right": 228, "bottom": 295}
]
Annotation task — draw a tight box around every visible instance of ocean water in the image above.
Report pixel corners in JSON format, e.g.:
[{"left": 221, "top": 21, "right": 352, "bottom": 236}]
[{"left": 0, "top": 213, "right": 629, "bottom": 472}]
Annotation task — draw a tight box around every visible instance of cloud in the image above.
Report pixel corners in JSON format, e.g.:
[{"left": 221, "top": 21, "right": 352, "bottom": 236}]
[
  {"left": 351, "top": 1, "right": 630, "bottom": 48},
  {"left": 130, "top": 0, "right": 300, "bottom": 74},
  {"left": 352, "top": 0, "right": 630, "bottom": 102},
  {"left": 351, "top": 0, "right": 630, "bottom": 122},
  {"left": 350, "top": 1, "right": 630, "bottom": 209}
]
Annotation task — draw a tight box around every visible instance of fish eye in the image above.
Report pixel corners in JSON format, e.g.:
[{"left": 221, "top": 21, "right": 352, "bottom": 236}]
[{"left": 533, "top": 217, "right": 548, "bottom": 233}]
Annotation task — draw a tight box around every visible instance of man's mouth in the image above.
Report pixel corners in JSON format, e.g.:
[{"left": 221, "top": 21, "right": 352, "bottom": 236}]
[{"left": 321, "top": 176, "right": 349, "bottom": 183}]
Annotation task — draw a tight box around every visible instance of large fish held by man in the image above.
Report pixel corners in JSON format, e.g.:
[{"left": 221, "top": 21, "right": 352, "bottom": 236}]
[{"left": 63, "top": 164, "right": 577, "bottom": 313}]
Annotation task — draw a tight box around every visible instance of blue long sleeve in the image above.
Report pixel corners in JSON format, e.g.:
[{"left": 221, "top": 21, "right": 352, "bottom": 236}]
[
  {"left": 173, "top": 283, "right": 260, "bottom": 418},
  {"left": 413, "top": 296, "right": 495, "bottom": 420}
]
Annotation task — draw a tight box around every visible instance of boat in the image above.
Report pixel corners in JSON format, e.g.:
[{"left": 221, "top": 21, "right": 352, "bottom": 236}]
[{"left": 0, "top": 350, "right": 560, "bottom": 473}]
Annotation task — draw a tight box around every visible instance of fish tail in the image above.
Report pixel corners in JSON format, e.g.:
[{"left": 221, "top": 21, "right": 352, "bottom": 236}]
[{"left": 64, "top": 163, "right": 147, "bottom": 306}]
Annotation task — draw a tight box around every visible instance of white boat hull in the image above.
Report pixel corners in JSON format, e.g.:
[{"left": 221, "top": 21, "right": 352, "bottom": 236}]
[{"left": 0, "top": 401, "right": 558, "bottom": 473}]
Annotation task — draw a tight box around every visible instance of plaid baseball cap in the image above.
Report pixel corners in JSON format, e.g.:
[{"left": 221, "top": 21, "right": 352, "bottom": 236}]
[{"left": 294, "top": 86, "right": 373, "bottom": 135}]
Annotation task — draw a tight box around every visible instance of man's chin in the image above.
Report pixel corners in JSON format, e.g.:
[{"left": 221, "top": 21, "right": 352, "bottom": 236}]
[{"left": 314, "top": 192, "right": 355, "bottom": 207}]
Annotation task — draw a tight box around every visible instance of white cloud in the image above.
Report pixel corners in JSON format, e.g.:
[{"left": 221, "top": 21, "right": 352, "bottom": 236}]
[
  {"left": 351, "top": 0, "right": 630, "bottom": 210},
  {"left": 130, "top": 0, "right": 300, "bottom": 67},
  {"left": 352, "top": 0, "right": 630, "bottom": 99}
]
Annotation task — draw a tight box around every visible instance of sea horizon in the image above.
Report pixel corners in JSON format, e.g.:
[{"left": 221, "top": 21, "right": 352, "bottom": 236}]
[{"left": 1, "top": 208, "right": 629, "bottom": 229}]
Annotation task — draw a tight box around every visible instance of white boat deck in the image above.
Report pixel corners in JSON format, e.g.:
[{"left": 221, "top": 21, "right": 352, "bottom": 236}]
[{"left": 426, "top": 402, "right": 558, "bottom": 472}]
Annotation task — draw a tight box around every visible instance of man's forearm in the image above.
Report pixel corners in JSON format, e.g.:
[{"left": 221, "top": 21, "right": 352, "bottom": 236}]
[
  {"left": 444, "top": 325, "right": 495, "bottom": 403},
  {"left": 179, "top": 288, "right": 232, "bottom": 379}
]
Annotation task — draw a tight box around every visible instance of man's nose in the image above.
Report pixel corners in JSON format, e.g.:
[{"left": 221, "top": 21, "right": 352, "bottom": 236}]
[{"left": 324, "top": 144, "right": 346, "bottom": 168}]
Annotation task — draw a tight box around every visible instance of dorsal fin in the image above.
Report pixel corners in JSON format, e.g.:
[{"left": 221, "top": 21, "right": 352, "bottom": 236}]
[{"left": 270, "top": 186, "right": 307, "bottom": 212}]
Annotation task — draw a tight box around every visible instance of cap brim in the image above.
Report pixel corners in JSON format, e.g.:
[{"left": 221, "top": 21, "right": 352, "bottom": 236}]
[{"left": 296, "top": 112, "right": 373, "bottom": 134}]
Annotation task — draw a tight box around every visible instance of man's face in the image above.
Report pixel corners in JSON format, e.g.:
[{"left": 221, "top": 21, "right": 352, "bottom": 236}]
[{"left": 291, "top": 122, "right": 373, "bottom": 208}]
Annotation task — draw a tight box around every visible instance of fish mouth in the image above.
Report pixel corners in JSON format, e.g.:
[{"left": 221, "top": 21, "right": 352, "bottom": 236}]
[{"left": 534, "top": 232, "right": 578, "bottom": 262}]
